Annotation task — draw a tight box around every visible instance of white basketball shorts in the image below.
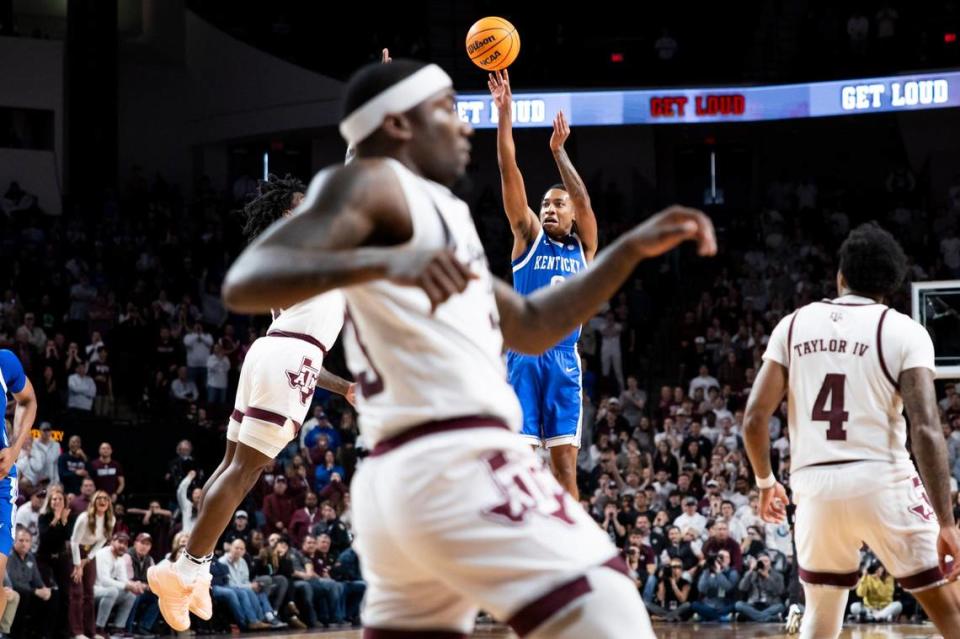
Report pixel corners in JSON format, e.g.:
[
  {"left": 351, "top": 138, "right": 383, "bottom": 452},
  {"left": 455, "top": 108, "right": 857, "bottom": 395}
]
[
  {"left": 793, "top": 460, "right": 945, "bottom": 592},
  {"left": 227, "top": 332, "right": 326, "bottom": 458},
  {"left": 352, "top": 417, "right": 651, "bottom": 636}
]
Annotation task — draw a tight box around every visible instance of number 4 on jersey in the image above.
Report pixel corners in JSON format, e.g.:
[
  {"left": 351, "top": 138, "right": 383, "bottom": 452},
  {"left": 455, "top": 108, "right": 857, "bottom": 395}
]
[{"left": 813, "top": 373, "right": 849, "bottom": 441}]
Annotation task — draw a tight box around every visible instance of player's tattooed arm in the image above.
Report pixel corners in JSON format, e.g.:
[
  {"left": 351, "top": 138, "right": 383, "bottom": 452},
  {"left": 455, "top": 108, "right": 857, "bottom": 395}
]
[
  {"left": 224, "top": 160, "right": 410, "bottom": 312},
  {"left": 224, "top": 160, "right": 473, "bottom": 315},
  {"left": 549, "top": 110, "right": 598, "bottom": 262},
  {"left": 488, "top": 70, "right": 539, "bottom": 252},
  {"left": 901, "top": 367, "right": 956, "bottom": 527},
  {"left": 495, "top": 205, "right": 715, "bottom": 354}
]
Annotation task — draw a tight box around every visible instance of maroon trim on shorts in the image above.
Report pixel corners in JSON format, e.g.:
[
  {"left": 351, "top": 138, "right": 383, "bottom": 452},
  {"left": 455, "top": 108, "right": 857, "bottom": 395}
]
[
  {"left": 369, "top": 417, "right": 510, "bottom": 456},
  {"left": 507, "top": 575, "right": 592, "bottom": 637},
  {"left": 804, "top": 458, "right": 871, "bottom": 469},
  {"left": 243, "top": 406, "right": 303, "bottom": 434},
  {"left": 876, "top": 308, "right": 899, "bottom": 390},
  {"left": 799, "top": 568, "right": 859, "bottom": 588},
  {"left": 363, "top": 630, "right": 468, "bottom": 639},
  {"left": 266, "top": 330, "right": 328, "bottom": 354},
  {"left": 899, "top": 565, "right": 946, "bottom": 591},
  {"left": 231, "top": 409, "right": 244, "bottom": 423},
  {"left": 503, "top": 554, "right": 628, "bottom": 637}
]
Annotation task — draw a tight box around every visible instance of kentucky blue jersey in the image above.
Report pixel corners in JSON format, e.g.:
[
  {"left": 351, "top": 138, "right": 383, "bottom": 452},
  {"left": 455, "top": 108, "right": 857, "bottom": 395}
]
[
  {"left": 0, "top": 350, "right": 25, "bottom": 477},
  {"left": 0, "top": 349, "right": 25, "bottom": 555},
  {"left": 511, "top": 227, "right": 588, "bottom": 350},
  {"left": 509, "top": 228, "right": 587, "bottom": 446}
]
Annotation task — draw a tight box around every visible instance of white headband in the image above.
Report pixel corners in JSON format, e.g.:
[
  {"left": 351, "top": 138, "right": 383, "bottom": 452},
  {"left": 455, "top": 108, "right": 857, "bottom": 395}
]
[{"left": 339, "top": 64, "right": 453, "bottom": 146}]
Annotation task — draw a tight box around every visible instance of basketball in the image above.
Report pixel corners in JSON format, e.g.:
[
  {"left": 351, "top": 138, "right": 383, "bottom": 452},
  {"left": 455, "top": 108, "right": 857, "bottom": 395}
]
[{"left": 466, "top": 16, "right": 520, "bottom": 71}]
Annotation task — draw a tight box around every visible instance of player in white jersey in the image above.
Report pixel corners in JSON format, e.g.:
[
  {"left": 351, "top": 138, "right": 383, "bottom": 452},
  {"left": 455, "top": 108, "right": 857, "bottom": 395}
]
[
  {"left": 743, "top": 223, "right": 960, "bottom": 639},
  {"left": 148, "top": 175, "right": 355, "bottom": 631},
  {"left": 218, "top": 59, "right": 715, "bottom": 638}
]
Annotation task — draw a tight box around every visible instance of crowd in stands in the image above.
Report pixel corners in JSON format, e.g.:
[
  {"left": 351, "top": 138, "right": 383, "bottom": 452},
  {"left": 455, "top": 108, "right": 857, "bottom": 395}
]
[
  {"left": 3, "top": 424, "right": 364, "bottom": 637},
  {"left": 568, "top": 166, "right": 960, "bottom": 625},
  {"left": 0, "top": 116, "right": 957, "bottom": 637},
  {"left": 0, "top": 173, "right": 364, "bottom": 636}
]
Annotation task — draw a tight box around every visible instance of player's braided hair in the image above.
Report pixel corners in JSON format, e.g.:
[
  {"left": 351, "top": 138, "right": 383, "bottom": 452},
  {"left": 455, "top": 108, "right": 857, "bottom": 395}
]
[
  {"left": 838, "top": 221, "right": 908, "bottom": 299},
  {"left": 240, "top": 173, "right": 307, "bottom": 241}
]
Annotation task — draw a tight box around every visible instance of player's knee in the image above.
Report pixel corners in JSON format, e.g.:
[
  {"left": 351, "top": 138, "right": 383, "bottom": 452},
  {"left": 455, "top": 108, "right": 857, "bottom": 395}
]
[
  {"left": 555, "top": 460, "right": 576, "bottom": 483},
  {"left": 800, "top": 591, "right": 845, "bottom": 639},
  {"left": 551, "top": 449, "right": 577, "bottom": 474},
  {"left": 226, "top": 456, "right": 266, "bottom": 486},
  {"left": 527, "top": 566, "right": 652, "bottom": 639}
]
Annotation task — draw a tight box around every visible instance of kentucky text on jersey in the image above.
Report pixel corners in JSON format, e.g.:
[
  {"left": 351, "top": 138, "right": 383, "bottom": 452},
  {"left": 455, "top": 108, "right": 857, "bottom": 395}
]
[
  {"left": 512, "top": 229, "right": 587, "bottom": 349},
  {"left": 792, "top": 338, "right": 870, "bottom": 358},
  {"left": 532, "top": 254, "right": 582, "bottom": 274}
]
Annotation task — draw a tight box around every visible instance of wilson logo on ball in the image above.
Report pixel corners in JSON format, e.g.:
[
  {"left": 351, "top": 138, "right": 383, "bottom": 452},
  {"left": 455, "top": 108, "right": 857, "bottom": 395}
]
[
  {"left": 466, "top": 16, "right": 520, "bottom": 71},
  {"left": 467, "top": 35, "right": 497, "bottom": 55}
]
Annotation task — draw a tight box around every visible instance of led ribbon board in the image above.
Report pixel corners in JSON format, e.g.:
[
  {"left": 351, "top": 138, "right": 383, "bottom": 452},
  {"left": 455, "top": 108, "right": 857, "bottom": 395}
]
[{"left": 456, "top": 70, "right": 960, "bottom": 127}]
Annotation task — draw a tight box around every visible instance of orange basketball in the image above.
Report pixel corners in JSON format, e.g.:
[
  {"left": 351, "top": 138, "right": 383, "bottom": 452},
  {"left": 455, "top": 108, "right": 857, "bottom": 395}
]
[{"left": 465, "top": 16, "right": 520, "bottom": 71}]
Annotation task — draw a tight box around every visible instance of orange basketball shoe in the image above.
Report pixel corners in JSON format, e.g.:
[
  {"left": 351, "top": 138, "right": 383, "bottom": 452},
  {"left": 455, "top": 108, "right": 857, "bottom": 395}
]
[
  {"left": 146, "top": 562, "right": 193, "bottom": 631},
  {"left": 189, "top": 571, "right": 214, "bottom": 620}
]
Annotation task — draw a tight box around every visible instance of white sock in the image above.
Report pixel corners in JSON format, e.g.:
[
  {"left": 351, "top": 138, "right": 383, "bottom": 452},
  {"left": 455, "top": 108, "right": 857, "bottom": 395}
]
[
  {"left": 265, "top": 611, "right": 276, "bottom": 621},
  {"left": 173, "top": 550, "right": 212, "bottom": 584}
]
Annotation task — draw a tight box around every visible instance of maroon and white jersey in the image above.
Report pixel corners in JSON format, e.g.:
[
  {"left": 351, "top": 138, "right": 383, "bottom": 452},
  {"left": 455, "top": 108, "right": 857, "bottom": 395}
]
[
  {"left": 269, "top": 180, "right": 346, "bottom": 350},
  {"left": 764, "top": 294, "right": 935, "bottom": 472},
  {"left": 269, "top": 291, "right": 345, "bottom": 353},
  {"left": 301, "top": 159, "right": 522, "bottom": 448}
]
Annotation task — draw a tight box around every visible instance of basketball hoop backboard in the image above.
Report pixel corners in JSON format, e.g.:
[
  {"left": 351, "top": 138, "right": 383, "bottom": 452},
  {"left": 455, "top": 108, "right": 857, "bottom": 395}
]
[{"left": 912, "top": 280, "right": 960, "bottom": 379}]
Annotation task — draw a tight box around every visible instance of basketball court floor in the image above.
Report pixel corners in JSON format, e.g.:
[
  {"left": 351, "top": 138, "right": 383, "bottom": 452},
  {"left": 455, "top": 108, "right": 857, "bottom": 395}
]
[{"left": 199, "top": 622, "right": 943, "bottom": 638}]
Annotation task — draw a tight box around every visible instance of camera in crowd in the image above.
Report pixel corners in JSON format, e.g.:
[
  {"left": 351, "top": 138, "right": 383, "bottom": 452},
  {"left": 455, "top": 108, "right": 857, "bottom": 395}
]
[
  {"left": 659, "top": 564, "right": 674, "bottom": 581},
  {"left": 705, "top": 550, "right": 720, "bottom": 572}
]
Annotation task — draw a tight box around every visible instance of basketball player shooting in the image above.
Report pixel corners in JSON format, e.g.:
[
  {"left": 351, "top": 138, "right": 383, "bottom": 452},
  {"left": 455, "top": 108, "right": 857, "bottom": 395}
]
[
  {"left": 219, "top": 59, "right": 715, "bottom": 638},
  {"left": 147, "top": 174, "right": 355, "bottom": 631},
  {"left": 743, "top": 223, "right": 960, "bottom": 639},
  {"left": 489, "top": 69, "right": 596, "bottom": 500}
]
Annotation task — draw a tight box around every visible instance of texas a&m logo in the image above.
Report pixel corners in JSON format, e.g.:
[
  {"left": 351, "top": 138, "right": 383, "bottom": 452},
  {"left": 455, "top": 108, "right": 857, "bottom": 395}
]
[
  {"left": 909, "top": 476, "right": 937, "bottom": 523},
  {"left": 481, "top": 451, "right": 575, "bottom": 526},
  {"left": 286, "top": 357, "right": 320, "bottom": 405}
]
